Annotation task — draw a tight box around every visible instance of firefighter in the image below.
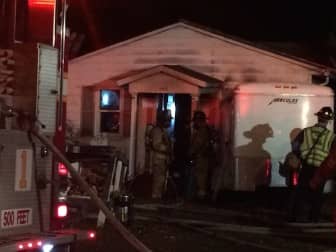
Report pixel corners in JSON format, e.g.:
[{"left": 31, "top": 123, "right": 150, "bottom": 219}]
[
  {"left": 288, "top": 106, "right": 336, "bottom": 222},
  {"left": 188, "top": 110, "right": 211, "bottom": 200},
  {"left": 150, "top": 110, "right": 173, "bottom": 200}
]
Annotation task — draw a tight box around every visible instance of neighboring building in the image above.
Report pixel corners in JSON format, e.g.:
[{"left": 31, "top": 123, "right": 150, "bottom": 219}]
[{"left": 68, "top": 21, "right": 336, "bottom": 178}]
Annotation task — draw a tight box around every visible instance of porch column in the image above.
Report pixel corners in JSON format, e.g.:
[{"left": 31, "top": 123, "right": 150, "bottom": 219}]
[{"left": 129, "top": 93, "right": 138, "bottom": 179}]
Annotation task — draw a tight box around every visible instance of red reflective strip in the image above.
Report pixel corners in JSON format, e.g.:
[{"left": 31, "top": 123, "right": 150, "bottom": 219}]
[
  {"left": 292, "top": 172, "right": 298, "bottom": 186},
  {"left": 265, "top": 159, "right": 271, "bottom": 177},
  {"left": 58, "top": 163, "right": 68, "bottom": 176}
]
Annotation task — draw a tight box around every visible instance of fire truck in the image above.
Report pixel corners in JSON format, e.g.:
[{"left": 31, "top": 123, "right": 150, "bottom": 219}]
[
  {"left": 0, "top": 1, "right": 97, "bottom": 251},
  {"left": 0, "top": 44, "right": 98, "bottom": 252},
  {"left": 0, "top": 1, "right": 151, "bottom": 251}
]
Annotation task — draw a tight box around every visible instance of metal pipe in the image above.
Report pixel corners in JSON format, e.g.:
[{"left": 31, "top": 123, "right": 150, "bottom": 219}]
[
  {"left": 57, "top": 0, "right": 66, "bottom": 130},
  {"left": 52, "top": 0, "right": 58, "bottom": 47},
  {"left": 28, "top": 132, "right": 45, "bottom": 232}
]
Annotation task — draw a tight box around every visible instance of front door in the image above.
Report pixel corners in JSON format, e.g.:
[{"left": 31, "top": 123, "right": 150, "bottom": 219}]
[{"left": 136, "top": 94, "right": 158, "bottom": 174}]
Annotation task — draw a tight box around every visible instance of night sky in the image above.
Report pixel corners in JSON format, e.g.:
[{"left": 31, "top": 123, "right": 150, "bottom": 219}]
[{"left": 68, "top": 0, "right": 336, "bottom": 58}]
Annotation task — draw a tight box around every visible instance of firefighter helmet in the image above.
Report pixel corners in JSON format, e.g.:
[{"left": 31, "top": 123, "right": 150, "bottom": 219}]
[
  {"left": 192, "top": 110, "right": 206, "bottom": 122},
  {"left": 243, "top": 123, "right": 274, "bottom": 139},
  {"left": 156, "top": 110, "right": 172, "bottom": 123},
  {"left": 315, "top": 106, "right": 334, "bottom": 120}
]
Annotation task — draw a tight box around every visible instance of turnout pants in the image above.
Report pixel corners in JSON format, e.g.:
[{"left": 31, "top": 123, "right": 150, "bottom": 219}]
[{"left": 288, "top": 163, "right": 325, "bottom": 222}]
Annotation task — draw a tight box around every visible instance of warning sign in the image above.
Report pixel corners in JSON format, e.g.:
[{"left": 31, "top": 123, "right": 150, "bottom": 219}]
[
  {"left": 15, "top": 149, "right": 33, "bottom": 191},
  {"left": 0, "top": 208, "right": 33, "bottom": 229}
]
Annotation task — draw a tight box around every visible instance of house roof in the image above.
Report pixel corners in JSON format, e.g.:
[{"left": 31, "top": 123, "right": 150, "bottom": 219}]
[{"left": 70, "top": 20, "right": 336, "bottom": 74}]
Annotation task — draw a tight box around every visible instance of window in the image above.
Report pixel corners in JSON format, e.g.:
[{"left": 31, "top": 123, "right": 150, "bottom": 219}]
[
  {"left": 99, "top": 89, "right": 120, "bottom": 133},
  {"left": 100, "top": 89, "right": 119, "bottom": 110}
]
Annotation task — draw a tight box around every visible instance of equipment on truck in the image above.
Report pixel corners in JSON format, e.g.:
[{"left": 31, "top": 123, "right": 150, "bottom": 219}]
[
  {"left": 0, "top": 99, "right": 150, "bottom": 252},
  {"left": 0, "top": 116, "right": 97, "bottom": 252}
]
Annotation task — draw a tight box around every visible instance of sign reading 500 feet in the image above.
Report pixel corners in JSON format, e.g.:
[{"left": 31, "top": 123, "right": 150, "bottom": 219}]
[{"left": 0, "top": 208, "right": 33, "bottom": 229}]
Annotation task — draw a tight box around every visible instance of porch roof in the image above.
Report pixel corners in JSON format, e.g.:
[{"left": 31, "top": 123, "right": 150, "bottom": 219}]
[{"left": 116, "top": 65, "right": 222, "bottom": 89}]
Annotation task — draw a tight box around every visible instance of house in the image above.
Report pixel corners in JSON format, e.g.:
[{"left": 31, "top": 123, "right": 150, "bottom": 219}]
[{"left": 68, "top": 21, "right": 336, "bottom": 179}]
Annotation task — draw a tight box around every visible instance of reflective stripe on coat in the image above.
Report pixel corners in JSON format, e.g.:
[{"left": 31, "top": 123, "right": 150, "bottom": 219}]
[{"left": 300, "top": 126, "right": 335, "bottom": 167}]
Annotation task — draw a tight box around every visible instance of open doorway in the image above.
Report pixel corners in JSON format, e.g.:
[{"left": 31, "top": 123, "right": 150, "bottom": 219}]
[
  {"left": 171, "top": 94, "right": 192, "bottom": 194},
  {"left": 157, "top": 94, "right": 176, "bottom": 138},
  {"left": 136, "top": 93, "right": 191, "bottom": 176},
  {"left": 158, "top": 94, "right": 191, "bottom": 169},
  {"left": 157, "top": 93, "right": 192, "bottom": 195}
]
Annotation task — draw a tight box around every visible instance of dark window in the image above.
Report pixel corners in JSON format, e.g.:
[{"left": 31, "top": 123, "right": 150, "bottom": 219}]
[{"left": 100, "top": 112, "right": 119, "bottom": 133}]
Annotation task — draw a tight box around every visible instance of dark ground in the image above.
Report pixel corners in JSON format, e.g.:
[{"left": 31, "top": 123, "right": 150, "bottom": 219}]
[
  {"left": 72, "top": 189, "right": 336, "bottom": 252},
  {"left": 65, "top": 145, "right": 336, "bottom": 251}
]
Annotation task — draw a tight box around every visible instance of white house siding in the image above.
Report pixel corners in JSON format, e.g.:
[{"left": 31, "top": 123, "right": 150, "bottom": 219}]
[{"left": 68, "top": 23, "right": 324, "bottom": 133}]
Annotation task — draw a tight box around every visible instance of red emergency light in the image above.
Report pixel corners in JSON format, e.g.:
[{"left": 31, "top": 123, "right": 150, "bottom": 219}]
[
  {"left": 28, "top": 0, "right": 55, "bottom": 7},
  {"left": 88, "top": 231, "right": 96, "bottom": 239},
  {"left": 58, "top": 163, "right": 68, "bottom": 176},
  {"left": 17, "top": 240, "right": 43, "bottom": 250},
  {"left": 56, "top": 203, "right": 68, "bottom": 218}
]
